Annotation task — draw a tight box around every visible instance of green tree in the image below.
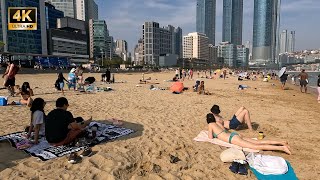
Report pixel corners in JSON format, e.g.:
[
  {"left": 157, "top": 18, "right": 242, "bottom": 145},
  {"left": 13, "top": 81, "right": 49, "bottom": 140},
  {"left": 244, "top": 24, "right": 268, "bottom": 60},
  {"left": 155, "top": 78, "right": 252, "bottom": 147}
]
[{"left": 0, "top": 41, "right": 4, "bottom": 51}]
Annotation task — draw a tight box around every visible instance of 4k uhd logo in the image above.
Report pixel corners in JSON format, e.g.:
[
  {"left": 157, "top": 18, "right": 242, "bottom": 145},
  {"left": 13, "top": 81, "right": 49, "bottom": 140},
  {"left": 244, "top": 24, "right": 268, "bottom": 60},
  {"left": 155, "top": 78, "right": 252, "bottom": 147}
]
[{"left": 8, "top": 7, "right": 37, "bottom": 30}]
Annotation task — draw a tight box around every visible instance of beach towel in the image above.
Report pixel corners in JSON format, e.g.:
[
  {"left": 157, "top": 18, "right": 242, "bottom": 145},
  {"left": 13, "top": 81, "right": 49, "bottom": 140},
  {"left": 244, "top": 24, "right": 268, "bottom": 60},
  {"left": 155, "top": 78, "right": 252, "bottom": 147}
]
[
  {"left": 250, "top": 161, "right": 298, "bottom": 180},
  {"left": 0, "top": 122, "right": 134, "bottom": 161},
  {"left": 170, "top": 82, "right": 184, "bottom": 93},
  {"left": 246, "top": 153, "right": 288, "bottom": 175},
  {"left": 194, "top": 130, "right": 259, "bottom": 153}
]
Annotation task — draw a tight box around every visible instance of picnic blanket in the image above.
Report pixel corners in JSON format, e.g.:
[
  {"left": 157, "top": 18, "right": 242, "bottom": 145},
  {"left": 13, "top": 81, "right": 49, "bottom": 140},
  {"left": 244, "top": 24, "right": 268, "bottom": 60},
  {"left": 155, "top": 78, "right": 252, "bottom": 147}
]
[
  {"left": 0, "top": 122, "right": 134, "bottom": 161},
  {"left": 194, "top": 130, "right": 259, "bottom": 153}
]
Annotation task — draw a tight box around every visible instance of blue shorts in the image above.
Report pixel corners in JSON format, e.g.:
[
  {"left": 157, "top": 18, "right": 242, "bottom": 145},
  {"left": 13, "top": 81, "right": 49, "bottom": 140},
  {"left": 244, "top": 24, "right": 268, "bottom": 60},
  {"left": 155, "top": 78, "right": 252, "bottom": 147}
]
[
  {"left": 229, "top": 115, "right": 241, "bottom": 129},
  {"left": 59, "top": 82, "right": 64, "bottom": 89}
]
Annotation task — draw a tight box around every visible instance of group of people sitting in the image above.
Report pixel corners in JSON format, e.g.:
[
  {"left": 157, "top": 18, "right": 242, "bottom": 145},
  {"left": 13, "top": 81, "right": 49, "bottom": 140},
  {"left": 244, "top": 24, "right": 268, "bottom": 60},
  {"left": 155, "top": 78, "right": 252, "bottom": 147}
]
[
  {"left": 27, "top": 97, "right": 94, "bottom": 163},
  {"left": 206, "top": 105, "right": 291, "bottom": 155},
  {"left": 193, "top": 80, "right": 211, "bottom": 95}
]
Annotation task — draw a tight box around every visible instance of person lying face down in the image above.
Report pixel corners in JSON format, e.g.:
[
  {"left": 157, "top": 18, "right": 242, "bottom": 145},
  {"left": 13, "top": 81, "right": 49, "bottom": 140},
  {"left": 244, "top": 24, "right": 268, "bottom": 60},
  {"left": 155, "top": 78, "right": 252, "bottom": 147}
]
[
  {"left": 210, "top": 105, "right": 253, "bottom": 131},
  {"left": 206, "top": 114, "right": 291, "bottom": 155}
]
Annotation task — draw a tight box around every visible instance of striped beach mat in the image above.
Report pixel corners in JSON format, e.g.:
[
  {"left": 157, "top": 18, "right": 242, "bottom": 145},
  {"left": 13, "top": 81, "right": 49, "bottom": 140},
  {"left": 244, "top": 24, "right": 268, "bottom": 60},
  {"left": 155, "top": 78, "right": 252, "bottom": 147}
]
[{"left": 0, "top": 122, "right": 134, "bottom": 161}]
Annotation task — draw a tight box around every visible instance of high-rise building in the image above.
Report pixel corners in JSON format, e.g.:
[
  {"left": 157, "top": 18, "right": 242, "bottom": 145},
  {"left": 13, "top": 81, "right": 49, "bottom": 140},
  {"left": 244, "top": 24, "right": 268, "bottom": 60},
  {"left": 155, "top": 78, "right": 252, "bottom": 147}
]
[
  {"left": 89, "top": 19, "right": 110, "bottom": 59},
  {"left": 252, "top": 0, "right": 280, "bottom": 65},
  {"left": 57, "top": 17, "right": 86, "bottom": 35},
  {"left": 236, "top": 45, "right": 249, "bottom": 68},
  {"left": 48, "top": 0, "right": 98, "bottom": 21},
  {"left": 134, "top": 38, "right": 144, "bottom": 65},
  {"left": 115, "top": 40, "right": 128, "bottom": 61},
  {"left": 196, "top": 0, "right": 216, "bottom": 45},
  {"left": 222, "top": 0, "right": 243, "bottom": 45},
  {"left": 75, "top": 0, "right": 98, "bottom": 21},
  {"left": 245, "top": 40, "right": 252, "bottom": 60},
  {"left": 175, "top": 27, "right": 183, "bottom": 58},
  {"left": 47, "top": 0, "right": 75, "bottom": 18},
  {"left": 183, "top": 32, "right": 209, "bottom": 60},
  {"left": 279, "top": 30, "right": 295, "bottom": 54},
  {"left": 45, "top": 2, "right": 64, "bottom": 29},
  {"left": 288, "top": 31, "right": 295, "bottom": 53},
  {"left": 0, "top": 0, "right": 47, "bottom": 55},
  {"left": 142, "top": 22, "right": 175, "bottom": 65},
  {"left": 217, "top": 42, "right": 237, "bottom": 67},
  {"left": 279, "top": 30, "right": 288, "bottom": 54},
  {"left": 217, "top": 42, "right": 248, "bottom": 68}
]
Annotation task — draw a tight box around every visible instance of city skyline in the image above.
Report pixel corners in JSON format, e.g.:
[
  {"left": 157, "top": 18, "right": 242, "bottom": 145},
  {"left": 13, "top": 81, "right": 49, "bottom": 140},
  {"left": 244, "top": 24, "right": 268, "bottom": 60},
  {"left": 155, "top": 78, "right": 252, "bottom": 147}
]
[{"left": 97, "top": 0, "right": 320, "bottom": 53}]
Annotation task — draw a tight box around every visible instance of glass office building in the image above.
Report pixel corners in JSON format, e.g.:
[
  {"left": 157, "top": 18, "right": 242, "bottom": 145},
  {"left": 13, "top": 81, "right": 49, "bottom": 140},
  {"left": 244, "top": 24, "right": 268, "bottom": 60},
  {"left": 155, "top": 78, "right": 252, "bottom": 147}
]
[
  {"left": 48, "top": 0, "right": 76, "bottom": 18},
  {"left": 252, "top": 0, "right": 280, "bottom": 65},
  {"left": 45, "top": 2, "right": 64, "bottom": 29},
  {"left": 222, "top": 0, "right": 243, "bottom": 45},
  {"left": 196, "top": 0, "right": 216, "bottom": 45},
  {"left": 89, "top": 20, "right": 109, "bottom": 59},
  {"left": 0, "top": 0, "right": 45, "bottom": 54}
]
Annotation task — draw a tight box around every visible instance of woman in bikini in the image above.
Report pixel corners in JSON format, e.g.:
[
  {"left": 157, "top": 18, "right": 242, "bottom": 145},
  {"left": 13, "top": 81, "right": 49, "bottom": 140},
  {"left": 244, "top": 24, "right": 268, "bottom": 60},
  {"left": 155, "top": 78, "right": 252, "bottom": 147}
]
[{"left": 206, "top": 113, "right": 291, "bottom": 155}]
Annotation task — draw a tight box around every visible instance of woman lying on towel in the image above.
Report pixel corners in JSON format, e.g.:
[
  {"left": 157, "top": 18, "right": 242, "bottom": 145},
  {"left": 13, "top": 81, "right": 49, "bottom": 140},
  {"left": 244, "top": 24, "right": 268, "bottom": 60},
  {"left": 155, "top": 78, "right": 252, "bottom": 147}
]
[{"left": 206, "top": 113, "right": 291, "bottom": 155}]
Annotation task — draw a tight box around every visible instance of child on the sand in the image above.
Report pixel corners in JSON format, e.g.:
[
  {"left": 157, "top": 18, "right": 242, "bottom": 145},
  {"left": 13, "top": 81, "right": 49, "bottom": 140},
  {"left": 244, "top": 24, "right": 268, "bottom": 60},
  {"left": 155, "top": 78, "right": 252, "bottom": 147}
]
[
  {"left": 55, "top": 72, "right": 68, "bottom": 96},
  {"left": 26, "top": 98, "right": 46, "bottom": 144},
  {"left": 11, "top": 82, "right": 34, "bottom": 106}
]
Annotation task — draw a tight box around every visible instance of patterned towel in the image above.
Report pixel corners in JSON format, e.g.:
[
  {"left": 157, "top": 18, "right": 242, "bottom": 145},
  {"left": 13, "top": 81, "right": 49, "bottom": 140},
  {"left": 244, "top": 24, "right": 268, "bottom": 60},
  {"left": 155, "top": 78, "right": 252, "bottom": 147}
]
[{"left": 0, "top": 122, "right": 134, "bottom": 161}]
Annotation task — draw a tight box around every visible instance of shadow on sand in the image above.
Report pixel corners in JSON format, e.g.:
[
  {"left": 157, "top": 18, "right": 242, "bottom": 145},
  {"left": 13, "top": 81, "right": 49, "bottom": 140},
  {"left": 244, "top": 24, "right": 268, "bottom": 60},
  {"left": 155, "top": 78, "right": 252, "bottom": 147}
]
[
  {"left": 0, "top": 141, "right": 29, "bottom": 172},
  {"left": 237, "top": 122, "right": 260, "bottom": 131}
]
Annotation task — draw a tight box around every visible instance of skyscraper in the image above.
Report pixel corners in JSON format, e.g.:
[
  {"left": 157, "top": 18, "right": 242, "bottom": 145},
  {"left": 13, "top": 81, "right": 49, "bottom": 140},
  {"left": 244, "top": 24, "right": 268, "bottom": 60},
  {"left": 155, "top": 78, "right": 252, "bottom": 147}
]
[
  {"left": 287, "top": 31, "right": 295, "bottom": 53},
  {"left": 48, "top": 0, "right": 98, "bottom": 21},
  {"left": 252, "top": 0, "right": 280, "bottom": 65},
  {"left": 183, "top": 32, "right": 209, "bottom": 61},
  {"left": 47, "top": 0, "right": 75, "bottom": 18},
  {"left": 222, "top": 0, "right": 243, "bottom": 45},
  {"left": 279, "top": 30, "right": 288, "bottom": 54},
  {"left": 196, "top": 0, "right": 216, "bottom": 45},
  {"left": 175, "top": 27, "right": 183, "bottom": 58}
]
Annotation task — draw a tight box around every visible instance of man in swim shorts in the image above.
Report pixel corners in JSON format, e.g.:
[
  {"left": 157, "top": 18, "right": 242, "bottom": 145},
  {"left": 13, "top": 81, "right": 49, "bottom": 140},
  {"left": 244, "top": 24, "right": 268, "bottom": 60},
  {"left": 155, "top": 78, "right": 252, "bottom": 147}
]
[
  {"left": 298, "top": 69, "right": 308, "bottom": 93},
  {"left": 210, "top": 105, "right": 253, "bottom": 131}
]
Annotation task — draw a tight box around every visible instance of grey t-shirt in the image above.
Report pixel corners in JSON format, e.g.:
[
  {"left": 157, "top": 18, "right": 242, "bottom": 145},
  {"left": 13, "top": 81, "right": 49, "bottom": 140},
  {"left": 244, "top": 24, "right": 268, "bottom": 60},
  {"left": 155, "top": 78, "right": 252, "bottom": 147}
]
[{"left": 32, "top": 110, "right": 45, "bottom": 136}]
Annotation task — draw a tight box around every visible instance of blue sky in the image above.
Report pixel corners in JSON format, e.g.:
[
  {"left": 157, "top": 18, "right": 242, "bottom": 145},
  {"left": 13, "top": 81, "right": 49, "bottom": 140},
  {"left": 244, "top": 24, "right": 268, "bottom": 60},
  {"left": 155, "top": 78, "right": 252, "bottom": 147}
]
[{"left": 97, "top": 0, "right": 320, "bottom": 52}]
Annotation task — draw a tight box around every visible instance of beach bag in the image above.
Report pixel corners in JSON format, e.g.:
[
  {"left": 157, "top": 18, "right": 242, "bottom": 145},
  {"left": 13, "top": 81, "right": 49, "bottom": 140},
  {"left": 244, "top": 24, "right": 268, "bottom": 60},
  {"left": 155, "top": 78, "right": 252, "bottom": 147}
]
[
  {"left": 54, "top": 79, "right": 61, "bottom": 90},
  {"left": 85, "top": 77, "right": 96, "bottom": 84}
]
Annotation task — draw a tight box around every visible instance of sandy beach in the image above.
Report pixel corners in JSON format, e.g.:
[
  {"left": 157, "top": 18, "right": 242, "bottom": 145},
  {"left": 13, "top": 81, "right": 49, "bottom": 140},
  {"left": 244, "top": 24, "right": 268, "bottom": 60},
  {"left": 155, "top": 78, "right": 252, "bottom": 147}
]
[{"left": 0, "top": 72, "right": 319, "bottom": 180}]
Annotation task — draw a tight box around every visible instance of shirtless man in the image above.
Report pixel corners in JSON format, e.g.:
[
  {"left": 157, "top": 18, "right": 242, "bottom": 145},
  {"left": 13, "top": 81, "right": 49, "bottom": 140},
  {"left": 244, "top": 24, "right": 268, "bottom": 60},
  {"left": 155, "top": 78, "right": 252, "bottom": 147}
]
[
  {"left": 298, "top": 69, "right": 308, "bottom": 93},
  {"left": 210, "top": 105, "right": 253, "bottom": 131}
]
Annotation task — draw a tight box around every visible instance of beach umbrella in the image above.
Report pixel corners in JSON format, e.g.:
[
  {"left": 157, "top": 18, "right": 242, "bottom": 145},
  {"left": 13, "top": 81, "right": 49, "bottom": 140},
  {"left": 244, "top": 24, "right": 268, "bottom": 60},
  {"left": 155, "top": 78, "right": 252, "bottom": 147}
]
[
  {"left": 170, "top": 82, "right": 184, "bottom": 93},
  {"left": 279, "top": 67, "right": 286, "bottom": 77}
]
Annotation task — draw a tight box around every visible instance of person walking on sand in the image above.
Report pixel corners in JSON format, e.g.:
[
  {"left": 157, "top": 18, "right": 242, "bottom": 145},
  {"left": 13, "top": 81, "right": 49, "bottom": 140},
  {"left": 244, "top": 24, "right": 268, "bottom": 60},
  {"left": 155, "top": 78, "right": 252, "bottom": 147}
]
[
  {"left": 317, "top": 74, "right": 320, "bottom": 103},
  {"left": 2, "top": 60, "right": 19, "bottom": 96},
  {"left": 280, "top": 73, "right": 288, "bottom": 90},
  {"left": 223, "top": 70, "right": 227, "bottom": 80},
  {"left": 298, "top": 69, "right": 308, "bottom": 93},
  {"left": 206, "top": 114, "right": 291, "bottom": 154}
]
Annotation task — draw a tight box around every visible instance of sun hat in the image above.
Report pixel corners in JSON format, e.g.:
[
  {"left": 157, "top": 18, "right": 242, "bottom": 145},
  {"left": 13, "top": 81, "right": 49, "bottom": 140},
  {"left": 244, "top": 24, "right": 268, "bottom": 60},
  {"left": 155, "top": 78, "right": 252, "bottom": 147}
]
[
  {"left": 211, "top": 104, "right": 221, "bottom": 114},
  {"left": 70, "top": 68, "right": 76, "bottom": 73},
  {"left": 220, "top": 148, "right": 246, "bottom": 162}
]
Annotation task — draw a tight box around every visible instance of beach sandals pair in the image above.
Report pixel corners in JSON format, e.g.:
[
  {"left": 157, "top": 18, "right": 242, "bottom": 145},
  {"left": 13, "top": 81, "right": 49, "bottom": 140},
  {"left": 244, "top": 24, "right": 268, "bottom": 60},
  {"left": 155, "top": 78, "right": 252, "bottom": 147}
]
[{"left": 229, "top": 161, "right": 248, "bottom": 175}]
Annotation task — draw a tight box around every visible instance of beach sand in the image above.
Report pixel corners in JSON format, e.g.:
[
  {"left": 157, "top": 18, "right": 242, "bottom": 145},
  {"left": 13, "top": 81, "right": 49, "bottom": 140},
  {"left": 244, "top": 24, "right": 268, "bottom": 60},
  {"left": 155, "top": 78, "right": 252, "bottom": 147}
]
[{"left": 0, "top": 72, "right": 319, "bottom": 179}]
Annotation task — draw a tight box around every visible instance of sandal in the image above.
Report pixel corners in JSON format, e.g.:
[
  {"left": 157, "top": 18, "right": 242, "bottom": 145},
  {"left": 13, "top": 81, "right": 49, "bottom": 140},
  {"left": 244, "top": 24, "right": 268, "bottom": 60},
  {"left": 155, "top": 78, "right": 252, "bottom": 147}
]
[
  {"left": 229, "top": 162, "right": 239, "bottom": 174},
  {"left": 238, "top": 164, "right": 248, "bottom": 175}
]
